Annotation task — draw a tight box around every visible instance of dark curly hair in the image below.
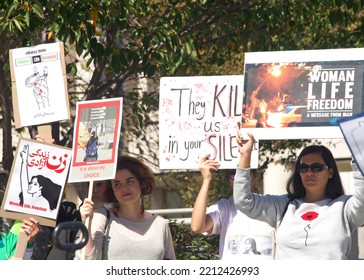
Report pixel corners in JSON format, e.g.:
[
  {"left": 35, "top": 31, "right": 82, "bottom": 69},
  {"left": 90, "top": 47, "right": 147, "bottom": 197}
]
[{"left": 116, "top": 156, "right": 155, "bottom": 196}]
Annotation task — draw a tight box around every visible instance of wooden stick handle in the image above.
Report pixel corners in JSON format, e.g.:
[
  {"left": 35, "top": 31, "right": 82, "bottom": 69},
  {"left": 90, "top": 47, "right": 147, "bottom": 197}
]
[
  {"left": 12, "top": 229, "right": 28, "bottom": 260},
  {"left": 80, "top": 180, "right": 94, "bottom": 260}
]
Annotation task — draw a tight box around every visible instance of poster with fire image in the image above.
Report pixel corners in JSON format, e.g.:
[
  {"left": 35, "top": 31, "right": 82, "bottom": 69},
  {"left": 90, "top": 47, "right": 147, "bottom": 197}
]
[{"left": 241, "top": 48, "right": 364, "bottom": 140}]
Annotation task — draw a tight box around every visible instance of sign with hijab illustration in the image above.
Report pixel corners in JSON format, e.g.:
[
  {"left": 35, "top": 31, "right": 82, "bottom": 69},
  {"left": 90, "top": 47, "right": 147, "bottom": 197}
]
[
  {"left": 9, "top": 41, "right": 70, "bottom": 128},
  {"left": 67, "top": 97, "right": 123, "bottom": 183},
  {"left": 0, "top": 138, "right": 72, "bottom": 224}
]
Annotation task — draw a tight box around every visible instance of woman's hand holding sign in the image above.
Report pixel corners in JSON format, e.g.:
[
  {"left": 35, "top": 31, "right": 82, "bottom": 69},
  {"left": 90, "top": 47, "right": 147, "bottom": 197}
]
[{"left": 236, "top": 122, "right": 255, "bottom": 169}]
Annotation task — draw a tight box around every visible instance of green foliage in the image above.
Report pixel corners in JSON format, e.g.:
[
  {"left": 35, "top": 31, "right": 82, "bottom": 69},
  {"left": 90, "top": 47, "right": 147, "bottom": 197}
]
[
  {"left": 1, "top": 0, "right": 364, "bottom": 159},
  {"left": 1, "top": 0, "right": 364, "bottom": 259},
  {"left": 156, "top": 169, "right": 232, "bottom": 208},
  {"left": 169, "top": 220, "right": 219, "bottom": 260},
  {"left": 259, "top": 139, "right": 320, "bottom": 171}
]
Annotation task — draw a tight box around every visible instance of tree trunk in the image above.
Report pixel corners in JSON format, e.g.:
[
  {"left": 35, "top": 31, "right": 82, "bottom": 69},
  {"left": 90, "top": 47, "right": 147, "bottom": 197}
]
[{"left": 0, "top": 67, "right": 14, "bottom": 172}]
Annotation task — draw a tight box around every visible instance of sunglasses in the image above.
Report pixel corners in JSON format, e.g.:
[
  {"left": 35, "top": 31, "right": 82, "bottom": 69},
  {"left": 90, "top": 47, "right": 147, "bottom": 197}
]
[{"left": 297, "top": 163, "right": 328, "bottom": 173}]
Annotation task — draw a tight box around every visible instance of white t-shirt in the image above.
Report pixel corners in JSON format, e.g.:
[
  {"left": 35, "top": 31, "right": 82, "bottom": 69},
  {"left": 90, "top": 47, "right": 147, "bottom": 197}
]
[{"left": 207, "top": 197, "right": 275, "bottom": 260}]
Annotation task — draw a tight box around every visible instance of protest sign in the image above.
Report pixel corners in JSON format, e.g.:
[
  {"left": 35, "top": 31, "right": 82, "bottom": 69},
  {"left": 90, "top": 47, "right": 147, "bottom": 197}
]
[
  {"left": 159, "top": 75, "right": 258, "bottom": 170},
  {"left": 338, "top": 112, "right": 364, "bottom": 176},
  {"left": 67, "top": 98, "right": 123, "bottom": 183},
  {"left": 0, "top": 138, "right": 72, "bottom": 226},
  {"left": 9, "top": 42, "right": 70, "bottom": 128},
  {"left": 242, "top": 48, "right": 364, "bottom": 140}
]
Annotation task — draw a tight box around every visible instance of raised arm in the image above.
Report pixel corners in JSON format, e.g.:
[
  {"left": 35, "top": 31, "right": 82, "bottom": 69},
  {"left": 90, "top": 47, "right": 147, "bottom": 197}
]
[
  {"left": 19, "top": 145, "right": 30, "bottom": 204},
  {"left": 236, "top": 122, "right": 255, "bottom": 169},
  {"left": 233, "top": 122, "right": 288, "bottom": 228},
  {"left": 346, "top": 161, "right": 364, "bottom": 229},
  {"left": 191, "top": 153, "right": 220, "bottom": 233}
]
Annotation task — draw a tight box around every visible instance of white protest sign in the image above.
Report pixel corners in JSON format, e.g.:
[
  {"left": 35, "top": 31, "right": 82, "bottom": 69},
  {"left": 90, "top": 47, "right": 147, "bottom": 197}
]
[
  {"left": 0, "top": 138, "right": 72, "bottom": 226},
  {"left": 9, "top": 42, "right": 70, "bottom": 128},
  {"left": 67, "top": 98, "right": 123, "bottom": 183},
  {"left": 159, "top": 75, "right": 258, "bottom": 170},
  {"left": 338, "top": 112, "right": 364, "bottom": 176}
]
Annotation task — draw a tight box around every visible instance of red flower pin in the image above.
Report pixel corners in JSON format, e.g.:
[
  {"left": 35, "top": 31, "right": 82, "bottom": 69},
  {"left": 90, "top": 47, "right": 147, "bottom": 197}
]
[{"left": 301, "top": 211, "right": 319, "bottom": 221}]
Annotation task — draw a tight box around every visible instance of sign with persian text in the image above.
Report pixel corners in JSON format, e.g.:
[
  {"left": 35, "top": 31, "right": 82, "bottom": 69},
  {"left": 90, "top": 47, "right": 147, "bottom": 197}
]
[
  {"left": 9, "top": 42, "right": 70, "bottom": 128},
  {"left": 0, "top": 138, "right": 71, "bottom": 226}
]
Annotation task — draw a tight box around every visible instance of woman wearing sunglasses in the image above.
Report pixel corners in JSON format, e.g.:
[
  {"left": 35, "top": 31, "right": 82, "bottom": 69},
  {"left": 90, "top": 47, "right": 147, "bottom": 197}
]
[{"left": 233, "top": 123, "right": 364, "bottom": 259}]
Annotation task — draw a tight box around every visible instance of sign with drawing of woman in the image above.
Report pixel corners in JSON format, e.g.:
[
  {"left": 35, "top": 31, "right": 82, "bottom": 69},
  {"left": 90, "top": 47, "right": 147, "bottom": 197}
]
[
  {"left": 67, "top": 98, "right": 123, "bottom": 183},
  {"left": 0, "top": 138, "right": 72, "bottom": 225}
]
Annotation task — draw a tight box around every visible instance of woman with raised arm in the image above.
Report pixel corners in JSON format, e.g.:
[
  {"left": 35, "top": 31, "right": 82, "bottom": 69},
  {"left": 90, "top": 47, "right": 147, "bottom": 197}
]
[
  {"left": 233, "top": 122, "right": 364, "bottom": 259},
  {"left": 191, "top": 154, "right": 275, "bottom": 259}
]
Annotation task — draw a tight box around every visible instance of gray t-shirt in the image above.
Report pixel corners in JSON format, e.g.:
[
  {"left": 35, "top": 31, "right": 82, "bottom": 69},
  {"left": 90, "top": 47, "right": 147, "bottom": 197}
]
[{"left": 77, "top": 208, "right": 176, "bottom": 260}]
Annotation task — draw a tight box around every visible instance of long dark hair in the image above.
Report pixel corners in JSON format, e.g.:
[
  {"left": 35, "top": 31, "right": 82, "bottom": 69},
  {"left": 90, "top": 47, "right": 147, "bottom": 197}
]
[
  {"left": 286, "top": 145, "right": 344, "bottom": 200},
  {"left": 21, "top": 175, "right": 62, "bottom": 210}
]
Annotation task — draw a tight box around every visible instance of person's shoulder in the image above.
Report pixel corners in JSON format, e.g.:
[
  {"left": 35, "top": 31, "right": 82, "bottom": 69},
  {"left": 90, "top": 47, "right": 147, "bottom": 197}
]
[
  {"left": 334, "top": 194, "right": 352, "bottom": 203},
  {"left": 94, "top": 206, "right": 112, "bottom": 218},
  {"left": 147, "top": 213, "right": 169, "bottom": 225},
  {"left": 215, "top": 197, "right": 234, "bottom": 207}
]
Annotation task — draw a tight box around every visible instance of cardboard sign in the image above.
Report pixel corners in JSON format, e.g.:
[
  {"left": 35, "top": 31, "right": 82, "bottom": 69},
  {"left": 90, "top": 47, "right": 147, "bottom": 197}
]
[
  {"left": 9, "top": 42, "right": 70, "bottom": 128},
  {"left": 159, "top": 75, "right": 259, "bottom": 169},
  {"left": 338, "top": 112, "right": 364, "bottom": 176},
  {"left": 0, "top": 138, "right": 72, "bottom": 227},
  {"left": 241, "top": 48, "right": 364, "bottom": 140},
  {"left": 68, "top": 98, "right": 123, "bottom": 183}
]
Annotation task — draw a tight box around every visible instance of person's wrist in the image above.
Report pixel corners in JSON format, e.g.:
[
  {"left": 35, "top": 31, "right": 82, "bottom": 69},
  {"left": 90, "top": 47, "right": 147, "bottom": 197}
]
[{"left": 203, "top": 176, "right": 212, "bottom": 182}]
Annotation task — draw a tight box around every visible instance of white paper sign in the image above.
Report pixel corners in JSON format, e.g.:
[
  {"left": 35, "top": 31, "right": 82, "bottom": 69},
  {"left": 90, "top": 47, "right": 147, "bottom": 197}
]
[
  {"left": 9, "top": 42, "right": 70, "bottom": 128},
  {"left": 338, "top": 112, "right": 364, "bottom": 176},
  {"left": 159, "top": 75, "right": 258, "bottom": 169},
  {"left": 68, "top": 98, "right": 123, "bottom": 183},
  {"left": 3, "top": 138, "right": 72, "bottom": 220}
]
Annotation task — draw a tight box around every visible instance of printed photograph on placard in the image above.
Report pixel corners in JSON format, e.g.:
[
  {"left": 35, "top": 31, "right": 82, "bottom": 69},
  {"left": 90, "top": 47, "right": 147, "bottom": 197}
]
[
  {"left": 1, "top": 138, "right": 71, "bottom": 220},
  {"left": 68, "top": 98, "right": 123, "bottom": 183},
  {"left": 226, "top": 235, "right": 274, "bottom": 259},
  {"left": 242, "top": 48, "right": 364, "bottom": 140}
]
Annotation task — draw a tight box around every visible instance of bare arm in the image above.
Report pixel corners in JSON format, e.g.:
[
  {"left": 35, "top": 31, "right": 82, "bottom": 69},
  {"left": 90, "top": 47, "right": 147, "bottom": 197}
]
[
  {"left": 191, "top": 153, "right": 220, "bottom": 233},
  {"left": 78, "top": 198, "right": 95, "bottom": 256}
]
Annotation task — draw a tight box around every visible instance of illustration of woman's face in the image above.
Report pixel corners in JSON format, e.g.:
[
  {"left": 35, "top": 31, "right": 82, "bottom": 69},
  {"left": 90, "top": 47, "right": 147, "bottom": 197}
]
[
  {"left": 245, "top": 240, "right": 253, "bottom": 250},
  {"left": 28, "top": 178, "right": 42, "bottom": 194}
]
